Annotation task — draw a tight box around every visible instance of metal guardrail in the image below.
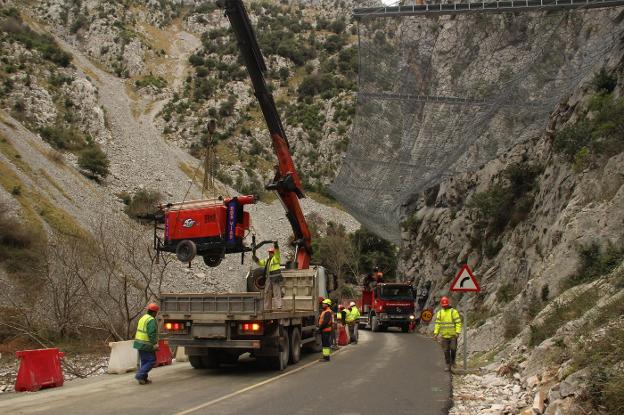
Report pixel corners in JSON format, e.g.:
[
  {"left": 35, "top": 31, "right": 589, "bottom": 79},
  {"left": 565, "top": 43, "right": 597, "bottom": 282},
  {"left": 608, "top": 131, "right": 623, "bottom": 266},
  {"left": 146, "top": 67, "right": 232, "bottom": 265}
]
[{"left": 353, "top": 0, "right": 624, "bottom": 17}]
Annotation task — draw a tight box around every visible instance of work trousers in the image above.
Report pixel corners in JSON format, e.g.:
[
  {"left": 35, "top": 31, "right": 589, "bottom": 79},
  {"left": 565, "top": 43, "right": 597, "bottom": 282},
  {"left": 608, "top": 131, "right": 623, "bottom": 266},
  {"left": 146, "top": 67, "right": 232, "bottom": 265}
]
[
  {"left": 441, "top": 336, "right": 458, "bottom": 365},
  {"left": 348, "top": 323, "right": 358, "bottom": 343},
  {"left": 321, "top": 331, "right": 332, "bottom": 360},
  {"left": 136, "top": 350, "right": 156, "bottom": 380},
  {"left": 263, "top": 276, "right": 282, "bottom": 310}
]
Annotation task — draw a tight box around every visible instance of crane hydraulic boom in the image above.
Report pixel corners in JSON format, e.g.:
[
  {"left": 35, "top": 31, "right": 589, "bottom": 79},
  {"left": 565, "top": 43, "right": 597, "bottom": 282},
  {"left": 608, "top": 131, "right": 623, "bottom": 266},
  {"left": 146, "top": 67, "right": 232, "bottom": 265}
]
[{"left": 217, "top": 0, "right": 312, "bottom": 269}]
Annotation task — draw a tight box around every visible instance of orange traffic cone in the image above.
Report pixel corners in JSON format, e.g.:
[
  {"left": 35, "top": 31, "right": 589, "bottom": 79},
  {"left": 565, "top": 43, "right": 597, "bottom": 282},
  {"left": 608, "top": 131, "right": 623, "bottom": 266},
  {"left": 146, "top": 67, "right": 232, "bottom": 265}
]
[{"left": 338, "top": 325, "right": 349, "bottom": 346}]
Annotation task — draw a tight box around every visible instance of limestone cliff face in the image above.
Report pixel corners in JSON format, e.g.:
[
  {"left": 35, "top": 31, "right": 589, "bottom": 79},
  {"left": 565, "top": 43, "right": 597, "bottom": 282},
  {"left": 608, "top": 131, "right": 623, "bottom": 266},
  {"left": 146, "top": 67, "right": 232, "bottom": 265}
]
[
  {"left": 333, "top": 7, "right": 624, "bottom": 242},
  {"left": 401, "top": 21, "right": 624, "bottom": 414}
]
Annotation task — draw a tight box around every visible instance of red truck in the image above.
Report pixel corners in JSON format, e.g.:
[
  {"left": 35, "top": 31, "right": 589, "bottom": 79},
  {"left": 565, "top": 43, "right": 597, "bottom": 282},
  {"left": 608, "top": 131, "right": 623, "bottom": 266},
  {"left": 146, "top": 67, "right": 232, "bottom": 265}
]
[{"left": 358, "top": 283, "right": 416, "bottom": 333}]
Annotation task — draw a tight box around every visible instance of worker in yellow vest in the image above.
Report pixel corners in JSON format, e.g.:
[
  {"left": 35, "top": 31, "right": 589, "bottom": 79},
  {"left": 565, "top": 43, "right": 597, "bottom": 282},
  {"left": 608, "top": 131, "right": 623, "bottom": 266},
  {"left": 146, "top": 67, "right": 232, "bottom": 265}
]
[
  {"left": 433, "top": 296, "right": 462, "bottom": 372},
  {"left": 318, "top": 299, "right": 333, "bottom": 361},
  {"left": 253, "top": 241, "right": 283, "bottom": 310},
  {"left": 133, "top": 303, "right": 160, "bottom": 384},
  {"left": 346, "top": 301, "right": 360, "bottom": 344}
]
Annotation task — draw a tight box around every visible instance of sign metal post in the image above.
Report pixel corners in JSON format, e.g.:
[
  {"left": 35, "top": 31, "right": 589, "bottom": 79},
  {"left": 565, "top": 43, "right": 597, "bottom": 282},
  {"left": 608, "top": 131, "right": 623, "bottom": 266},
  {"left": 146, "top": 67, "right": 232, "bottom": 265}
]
[{"left": 449, "top": 264, "right": 480, "bottom": 371}]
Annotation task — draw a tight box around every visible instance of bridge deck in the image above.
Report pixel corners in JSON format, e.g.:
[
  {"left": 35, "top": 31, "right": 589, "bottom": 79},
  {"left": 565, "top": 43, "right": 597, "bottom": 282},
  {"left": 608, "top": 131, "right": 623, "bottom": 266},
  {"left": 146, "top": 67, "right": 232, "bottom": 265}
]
[{"left": 353, "top": 0, "right": 624, "bottom": 18}]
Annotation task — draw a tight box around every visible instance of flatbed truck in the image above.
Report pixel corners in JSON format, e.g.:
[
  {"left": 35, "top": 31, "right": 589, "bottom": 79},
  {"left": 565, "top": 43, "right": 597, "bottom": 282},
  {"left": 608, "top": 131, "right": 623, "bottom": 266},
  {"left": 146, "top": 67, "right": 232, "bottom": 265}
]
[{"left": 161, "top": 267, "right": 328, "bottom": 370}]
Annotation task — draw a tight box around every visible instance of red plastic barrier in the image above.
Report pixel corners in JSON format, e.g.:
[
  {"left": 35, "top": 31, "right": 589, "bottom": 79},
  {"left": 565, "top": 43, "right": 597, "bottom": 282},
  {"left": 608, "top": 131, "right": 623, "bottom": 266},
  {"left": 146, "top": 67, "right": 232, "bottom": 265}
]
[
  {"left": 155, "top": 339, "right": 172, "bottom": 367},
  {"left": 15, "top": 348, "right": 65, "bottom": 392},
  {"left": 337, "top": 325, "right": 349, "bottom": 346}
]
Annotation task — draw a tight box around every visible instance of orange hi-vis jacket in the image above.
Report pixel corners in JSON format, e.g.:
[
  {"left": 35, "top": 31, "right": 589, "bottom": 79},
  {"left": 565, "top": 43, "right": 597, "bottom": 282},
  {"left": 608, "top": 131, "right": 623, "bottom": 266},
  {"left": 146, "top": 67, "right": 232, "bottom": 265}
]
[{"left": 319, "top": 309, "right": 333, "bottom": 332}]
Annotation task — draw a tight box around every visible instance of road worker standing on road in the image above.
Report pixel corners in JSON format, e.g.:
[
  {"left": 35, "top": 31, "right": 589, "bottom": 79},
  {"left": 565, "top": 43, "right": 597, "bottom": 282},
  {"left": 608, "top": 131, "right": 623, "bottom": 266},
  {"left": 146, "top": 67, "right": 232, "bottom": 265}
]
[
  {"left": 337, "top": 304, "right": 347, "bottom": 325},
  {"left": 253, "top": 241, "right": 283, "bottom": 310},
  {"left": 318, "top": 299, "right": 333, "bottom": 361},
  {"left": 133, "top": 303, "right": 160, "bottom": 385},
  {"left": 433, "top": 296, "right": 462, "bottom": 372},
  {"left": 346, "top": 301, "right": 360, "bottom": 344}
]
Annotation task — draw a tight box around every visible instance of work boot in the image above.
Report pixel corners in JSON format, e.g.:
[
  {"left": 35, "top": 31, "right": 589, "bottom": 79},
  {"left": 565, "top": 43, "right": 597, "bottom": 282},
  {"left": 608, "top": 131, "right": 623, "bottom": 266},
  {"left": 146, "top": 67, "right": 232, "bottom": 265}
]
[
  {"left": 144, "top": 379, "right": 152, "bottom": 384},
  {"left": 137, "top": 379, "right": 147, "bottom": 385}
]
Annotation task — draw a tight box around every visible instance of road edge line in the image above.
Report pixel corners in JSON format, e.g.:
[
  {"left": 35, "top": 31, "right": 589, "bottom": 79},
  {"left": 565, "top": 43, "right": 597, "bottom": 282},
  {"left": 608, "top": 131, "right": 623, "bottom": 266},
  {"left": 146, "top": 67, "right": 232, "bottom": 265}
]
[{"left": 173, "top": 347, "right": 348, "bottom": 415}]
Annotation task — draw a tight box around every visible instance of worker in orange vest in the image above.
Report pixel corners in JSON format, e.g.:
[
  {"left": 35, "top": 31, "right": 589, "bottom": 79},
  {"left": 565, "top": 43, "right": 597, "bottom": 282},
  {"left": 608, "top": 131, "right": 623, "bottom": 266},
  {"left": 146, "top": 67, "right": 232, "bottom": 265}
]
[{"left": 318, "top": 299, "right": 333, "bottom": 361}]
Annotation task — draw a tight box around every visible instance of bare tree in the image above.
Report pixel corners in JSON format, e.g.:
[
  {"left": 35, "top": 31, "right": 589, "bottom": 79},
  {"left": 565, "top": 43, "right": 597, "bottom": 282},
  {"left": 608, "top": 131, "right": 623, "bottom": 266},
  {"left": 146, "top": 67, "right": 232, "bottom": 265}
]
[
  {"left": 314, "top": 222, "right": 358, "bottom": 285},
  {"left": 51, "top": 217, "right": 170, "bottom": 340}
]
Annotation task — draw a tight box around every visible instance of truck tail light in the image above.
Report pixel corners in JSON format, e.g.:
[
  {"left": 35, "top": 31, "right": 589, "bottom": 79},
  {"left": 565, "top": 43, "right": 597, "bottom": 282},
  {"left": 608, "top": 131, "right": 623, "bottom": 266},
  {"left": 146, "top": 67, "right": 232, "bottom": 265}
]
[
  {"left": 239, "top": 322, "right": 263, "bottom": 335},
  {"left": 164, "top": 321, "right": 187, "bottom": 333}
]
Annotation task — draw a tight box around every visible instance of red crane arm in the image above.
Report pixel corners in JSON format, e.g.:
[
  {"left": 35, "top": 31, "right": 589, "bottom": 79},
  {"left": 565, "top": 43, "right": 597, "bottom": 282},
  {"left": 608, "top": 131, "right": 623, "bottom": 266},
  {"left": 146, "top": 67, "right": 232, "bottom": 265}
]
[{"left": 217, "top": 0, "right": 312, "bottom": 269}]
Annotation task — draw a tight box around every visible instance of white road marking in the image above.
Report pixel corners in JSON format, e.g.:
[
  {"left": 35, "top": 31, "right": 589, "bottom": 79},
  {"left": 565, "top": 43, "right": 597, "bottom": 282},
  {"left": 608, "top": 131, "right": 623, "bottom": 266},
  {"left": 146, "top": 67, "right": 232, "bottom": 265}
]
[{"left": 174, "top": 348, "right": 348, "bottom": 415}]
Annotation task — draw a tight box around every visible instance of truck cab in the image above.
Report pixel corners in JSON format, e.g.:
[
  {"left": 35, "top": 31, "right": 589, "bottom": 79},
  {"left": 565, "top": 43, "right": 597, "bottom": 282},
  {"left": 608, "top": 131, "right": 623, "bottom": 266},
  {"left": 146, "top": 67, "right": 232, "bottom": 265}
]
[{"left": 359, "top": 283, "right": 415, "bottom": 333}]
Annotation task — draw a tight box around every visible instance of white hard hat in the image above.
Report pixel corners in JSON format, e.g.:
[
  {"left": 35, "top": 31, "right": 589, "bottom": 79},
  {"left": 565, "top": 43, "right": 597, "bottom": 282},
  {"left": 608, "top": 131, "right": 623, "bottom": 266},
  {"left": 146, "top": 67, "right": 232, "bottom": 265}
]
[{"left": 349, "top": 301, "right": 356, "bottom": 307}]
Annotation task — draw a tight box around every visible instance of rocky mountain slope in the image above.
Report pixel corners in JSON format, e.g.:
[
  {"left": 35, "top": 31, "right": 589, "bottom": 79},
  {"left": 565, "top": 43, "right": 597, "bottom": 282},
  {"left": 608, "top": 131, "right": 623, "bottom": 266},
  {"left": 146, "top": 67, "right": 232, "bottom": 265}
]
[
  {"left": 402, "top": 30, "right": 624, "bottom": 414},
  {"left": 0, "top": 0, "right": 359, "bottom": 315}
]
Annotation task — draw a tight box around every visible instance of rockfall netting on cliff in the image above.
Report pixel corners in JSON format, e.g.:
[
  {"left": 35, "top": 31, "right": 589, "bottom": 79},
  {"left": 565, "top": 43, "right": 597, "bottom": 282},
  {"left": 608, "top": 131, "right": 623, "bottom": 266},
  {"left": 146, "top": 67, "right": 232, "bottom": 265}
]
[{"left": 330, "top": 2, "right": 624, "bottom": 243}]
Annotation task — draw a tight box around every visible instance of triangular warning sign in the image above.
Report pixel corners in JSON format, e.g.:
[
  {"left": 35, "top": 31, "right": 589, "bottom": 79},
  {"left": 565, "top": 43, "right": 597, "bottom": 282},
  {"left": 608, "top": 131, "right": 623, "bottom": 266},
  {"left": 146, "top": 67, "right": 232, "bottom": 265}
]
[{"left": 450, "top": 264, "right": 481, "bottom": 292}]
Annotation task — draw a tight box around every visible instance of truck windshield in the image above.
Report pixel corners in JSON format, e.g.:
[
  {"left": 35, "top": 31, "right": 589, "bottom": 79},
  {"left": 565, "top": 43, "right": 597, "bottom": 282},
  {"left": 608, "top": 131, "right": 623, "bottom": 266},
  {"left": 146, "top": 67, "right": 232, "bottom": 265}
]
[{"left": 379, "top": 286, "right": 414, "bottom": 300}]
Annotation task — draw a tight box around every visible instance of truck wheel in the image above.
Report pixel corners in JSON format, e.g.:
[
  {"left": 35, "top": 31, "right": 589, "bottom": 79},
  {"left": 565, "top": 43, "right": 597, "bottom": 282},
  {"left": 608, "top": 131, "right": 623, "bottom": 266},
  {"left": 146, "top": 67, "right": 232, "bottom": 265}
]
[
  {"left": 189, "top": 355, "right": 205, "bottom": 369},
  {"left": 289, "top": 327, "right": 301, "bottom": 364},
  {"left": 371, "top": 315, "right": 380, "bottom": 332},
  {"left": 201, "top": 351, "right": 220, "bottom": 369},
  {"left": 267, "top": 328, "right": 289, "bottom": 370},
  {"left": 176, "top": 240, "right": 197, "bottom": 263}
]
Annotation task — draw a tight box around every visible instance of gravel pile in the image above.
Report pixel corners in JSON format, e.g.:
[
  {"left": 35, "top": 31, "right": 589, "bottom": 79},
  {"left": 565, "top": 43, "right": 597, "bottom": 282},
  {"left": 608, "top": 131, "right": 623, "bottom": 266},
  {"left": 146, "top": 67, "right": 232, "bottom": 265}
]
[{"left": 450, "top": 368, "right": 531, "bottom": 415}]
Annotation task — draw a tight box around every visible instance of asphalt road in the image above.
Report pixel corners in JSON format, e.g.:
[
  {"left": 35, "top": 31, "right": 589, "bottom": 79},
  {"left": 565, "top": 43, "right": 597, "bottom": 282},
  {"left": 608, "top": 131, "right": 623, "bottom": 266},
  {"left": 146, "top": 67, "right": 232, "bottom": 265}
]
[{"left": 0, "top": 330, "right": 450, "bottom": 415}]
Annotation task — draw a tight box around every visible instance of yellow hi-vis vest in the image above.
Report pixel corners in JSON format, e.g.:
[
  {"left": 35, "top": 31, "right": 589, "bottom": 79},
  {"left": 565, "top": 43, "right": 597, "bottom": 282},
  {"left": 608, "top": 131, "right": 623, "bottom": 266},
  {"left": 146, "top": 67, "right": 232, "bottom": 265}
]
[
  {"left": 433, "top": 308, "right": 462, "bottom": 338},
  {"left": 256, "top": 249, "right": 281, "bottom": 274},
  {"left": 346, "top": 306, "right": 360, "bottom": 324},
  {"left": 135, "top": 314, "right": 155, "bottom": 345}
]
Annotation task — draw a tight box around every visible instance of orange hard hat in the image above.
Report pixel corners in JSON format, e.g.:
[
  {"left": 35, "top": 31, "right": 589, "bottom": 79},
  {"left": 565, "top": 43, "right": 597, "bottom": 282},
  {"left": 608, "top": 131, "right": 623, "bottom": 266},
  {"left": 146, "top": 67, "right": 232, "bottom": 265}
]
[
  {"left": 146, "top": 303, "right": 160, "bottom": 312},
  {"left": 440, "top": 297, "right": 450, "bottom": 307}
]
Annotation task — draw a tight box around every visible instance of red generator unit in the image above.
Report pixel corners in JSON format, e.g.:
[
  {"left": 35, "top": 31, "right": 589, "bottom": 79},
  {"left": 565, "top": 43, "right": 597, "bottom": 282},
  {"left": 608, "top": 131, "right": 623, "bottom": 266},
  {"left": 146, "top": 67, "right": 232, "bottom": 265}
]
[{"left": 153, "top": 195, "right": 256, "bottom": 266}]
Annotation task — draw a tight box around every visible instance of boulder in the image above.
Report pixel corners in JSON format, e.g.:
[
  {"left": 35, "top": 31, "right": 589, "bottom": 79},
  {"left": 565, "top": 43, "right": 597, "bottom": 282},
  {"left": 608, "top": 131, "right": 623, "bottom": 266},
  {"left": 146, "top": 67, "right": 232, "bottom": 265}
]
[
  {"left": 526, "top": 374, "right": 541, "bottom": 389},
  {"left": 559, "top": 368, "right": 590, "bottom": 398},
  {"left": 532, "top": 390, "right": 545, "bottom": 414}
]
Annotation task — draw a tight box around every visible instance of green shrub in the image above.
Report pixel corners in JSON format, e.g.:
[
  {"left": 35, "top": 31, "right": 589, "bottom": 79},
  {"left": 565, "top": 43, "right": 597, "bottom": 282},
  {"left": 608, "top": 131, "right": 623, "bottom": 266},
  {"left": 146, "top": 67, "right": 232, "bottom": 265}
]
[
  {"left": 503, "top": 313, "right": 521, "bottom": 339},
  {"left": 529, "top": 291, "right": 598, "bottom": 347},
  {"left": 135, "top": 74, "right": 167, "bottom": 89},
  {"left": 400, "top": 213, "right": 421, "bottom": 233},
  {"left": 124, "top": 189, "right": 162, "bottom": 219},
  {"left": 553, "top": 120, "right": 593, "bottom": 162},
  {"left": 468, "top": 163, "right": 541, "bottom": 235},
  {"left": 2, "top": 16, "right": 71, "bottom": 67},
  {"left": 484, "top": 239, "right": 503, "bottom": 258},
  {"left": 591, "top": 67, "right": 616, "bottom": 94},
  {"left": 496, "top": 282, "right": 519, "bottom": 303},
  {"left": 39, "top": 126, "right": 86, "bottom": 150},
  {"left": 188, "top": 53, "right": 204, "bottom": 67},
  {"left": 564, "top": 242, "right": 624, "bottom": 289},
  {"left": 324, "top": 34, "right": 347, "bottom": 54},
  {"left": 573, "top": 326, "right": 624, "bottom": 413},
  {"left": 218, "top": 96, "right": 237, "bottom": 117},
  {"left": 0, "top": 206, "right": 44, "bottom": 277},
  {"left": 468, "top": 183, "right": 512, "bottom": 233},
  {"left": 78, "top": 145, "right": 109, "bottom": 180},
  {"left": 554, "top": 94, "right": 624, "bottom": 168},
  {"left": 70, "top": 14, "right": 89, "bottom": 34}
]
